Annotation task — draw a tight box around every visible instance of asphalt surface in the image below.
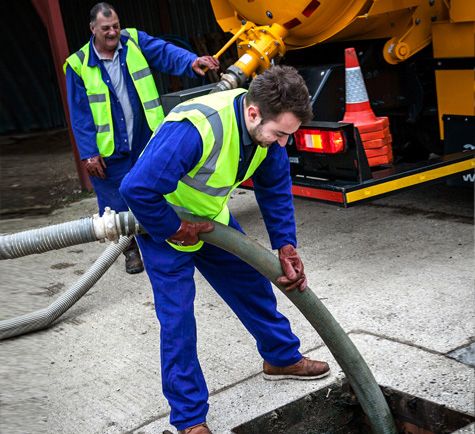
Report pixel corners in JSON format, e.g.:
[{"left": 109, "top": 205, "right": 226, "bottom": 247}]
[{"left": 1, "top": 183, "right": 474, "bottom": 433}]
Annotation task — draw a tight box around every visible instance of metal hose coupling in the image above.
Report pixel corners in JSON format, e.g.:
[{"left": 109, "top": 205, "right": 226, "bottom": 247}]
[
  {"left": 93, "top": 207, "right": 143, "bottom": 243},
  {"left": 210, "top": 65, "right": 248, "bottom": 93}
]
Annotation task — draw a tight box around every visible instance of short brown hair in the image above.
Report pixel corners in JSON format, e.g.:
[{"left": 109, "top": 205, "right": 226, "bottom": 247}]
[{"left": 245, "top": 65, "right": 313, "bottom": 124}]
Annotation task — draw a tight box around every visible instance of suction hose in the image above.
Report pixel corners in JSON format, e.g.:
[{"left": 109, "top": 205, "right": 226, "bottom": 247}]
[
  {"left": 0, "top": 210, "right": 396, "bottom": 433},
  {"left": 182, "top": 213, "right": 398, "bottom": 434},
  {"left": 0, "top": 236, "right": 132, "bottom": 340}
]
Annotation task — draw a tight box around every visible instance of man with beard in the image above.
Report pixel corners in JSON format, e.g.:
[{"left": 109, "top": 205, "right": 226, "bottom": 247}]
[
  {"left": 64, "top": 2, "right": 219, "bottom": 274},
  {"left": 120, "top": 65, "right": 330, "bottom": 434}
]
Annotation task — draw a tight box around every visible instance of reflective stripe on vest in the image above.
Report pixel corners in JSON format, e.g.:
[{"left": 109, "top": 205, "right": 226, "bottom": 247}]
[
  {"left": 63, "top": 28, "right": 164, "bottom": 157},
  {"left": 120, "top": 29, "right": 165, "bottom": 129},
  {"left": 163, "top": 89, "right": 268, "bottom": 252}
]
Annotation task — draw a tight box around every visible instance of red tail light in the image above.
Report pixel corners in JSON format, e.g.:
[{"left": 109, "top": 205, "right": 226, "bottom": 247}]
[{"left": 294, "top": 128, "right": 346, "bottom": 154}]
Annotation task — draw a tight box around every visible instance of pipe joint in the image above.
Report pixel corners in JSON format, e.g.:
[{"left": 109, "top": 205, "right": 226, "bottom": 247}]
[{"left": 93, "top": 207, "right": 121, "bottom": 242}]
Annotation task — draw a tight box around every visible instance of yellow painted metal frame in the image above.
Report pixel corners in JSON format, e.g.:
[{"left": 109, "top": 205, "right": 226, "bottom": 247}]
[{"left": 432, "top": 20, "right": 475, "bottom": 139}]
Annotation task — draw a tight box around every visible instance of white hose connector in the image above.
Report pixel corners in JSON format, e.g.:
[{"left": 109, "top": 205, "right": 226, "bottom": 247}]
[{"left": 92, "top": 207, "right": 121, "bottom": 242}]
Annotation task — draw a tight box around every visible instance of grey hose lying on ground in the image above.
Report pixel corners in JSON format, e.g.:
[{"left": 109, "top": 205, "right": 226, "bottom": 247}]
[
  {"left": 0, "top": 236, "right": 132, "bottom": 340},
  {"left": 0, "top": 210, "right": 396, "bottom": 433}
]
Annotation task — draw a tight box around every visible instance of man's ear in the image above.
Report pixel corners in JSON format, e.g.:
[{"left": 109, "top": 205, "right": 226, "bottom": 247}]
[
  {"left": 247, "top": 105, "right": 261, "bottom": 124},
  {"left": 90, "top": 23, "right": 95, "bottom": 35}
]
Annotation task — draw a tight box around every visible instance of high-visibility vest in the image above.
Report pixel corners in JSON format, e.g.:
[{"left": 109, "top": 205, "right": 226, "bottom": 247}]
[
  {"left": 63, "top": 28, "right": 164, "bottom": 157},
  {"left": 163, "top": 89, "right": 268, "bottom": 251}
]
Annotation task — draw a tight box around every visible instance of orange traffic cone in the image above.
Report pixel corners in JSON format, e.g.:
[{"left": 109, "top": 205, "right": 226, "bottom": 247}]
[{"left": 341, "top": 47, "right": 393, "bottom": 166}]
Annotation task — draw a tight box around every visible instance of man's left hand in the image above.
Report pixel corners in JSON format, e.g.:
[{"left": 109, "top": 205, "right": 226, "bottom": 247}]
[
  {"left": 192, "top": 56, "right": 220, "bottom": 76},
  {"left": 277, "top": 244, "right": 307, "bottom": 292}
]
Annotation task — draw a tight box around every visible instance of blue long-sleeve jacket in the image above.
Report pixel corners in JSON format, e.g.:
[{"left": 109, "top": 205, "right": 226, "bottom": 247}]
[
  {"left": 65, "top": 30, "right": 198, "bottom": 176},
  {"left": 120, "top": 96, "right": 297, "bottom": 250}
]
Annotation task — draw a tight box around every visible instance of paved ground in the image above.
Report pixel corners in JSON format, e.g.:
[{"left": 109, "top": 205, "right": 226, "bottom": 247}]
[{"left": 0, "top": 182, "right": 474, "bottom": 433}]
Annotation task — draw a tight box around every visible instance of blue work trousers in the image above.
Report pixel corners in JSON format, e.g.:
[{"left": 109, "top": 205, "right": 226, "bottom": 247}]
[{"left": 136, "top": 214, "right": 302, "bottom": 430}]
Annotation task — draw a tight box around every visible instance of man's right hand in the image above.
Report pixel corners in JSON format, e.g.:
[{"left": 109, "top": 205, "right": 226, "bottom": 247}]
[
  {"left": 84, "top": 156, "right": 107, "bottom": 179},
  {"left": 168, "top": 220, "right": 214, "bottom": 246}
]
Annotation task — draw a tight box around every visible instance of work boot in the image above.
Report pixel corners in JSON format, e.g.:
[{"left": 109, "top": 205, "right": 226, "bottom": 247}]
[
  {"left": 263, "top": 356, "right": 330, "bottom": 381},
  {"left": 178, "top": 422, "right": 212, "bottom": 434},
  {"left": 124, "top": 238, "right": 144, "bottom": 274}
]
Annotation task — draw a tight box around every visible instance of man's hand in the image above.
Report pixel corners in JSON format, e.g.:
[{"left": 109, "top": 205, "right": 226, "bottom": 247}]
[
  {"left": 191, "top": 56, "right": 220, "bottom": 76},
  {"left": 168, "top": 220, "right": 214, "bottom": 246},
  {"left": 84, "top": 156, "right": 107, "bottom": 179},
  {"left": 277, "top": 244, "right": 307, "bottom": 292}
]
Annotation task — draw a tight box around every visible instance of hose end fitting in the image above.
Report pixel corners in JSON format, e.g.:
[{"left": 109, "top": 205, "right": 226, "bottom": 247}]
[{"left": 93, "top": 207, "right": 121, "bottom": 242}]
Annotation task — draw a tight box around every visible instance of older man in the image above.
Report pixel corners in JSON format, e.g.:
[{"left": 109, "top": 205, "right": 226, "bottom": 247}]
[{"left": 64, "top": 2, "right": 219, "bottom": 273}]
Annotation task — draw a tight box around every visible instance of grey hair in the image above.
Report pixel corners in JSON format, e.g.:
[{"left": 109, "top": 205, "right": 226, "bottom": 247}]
[{"left": 90, "top": 2, "right": 117, "bottom": 24}]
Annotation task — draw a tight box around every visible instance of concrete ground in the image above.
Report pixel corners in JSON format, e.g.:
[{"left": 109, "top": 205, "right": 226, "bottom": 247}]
[{"left": 0, "top": 183, "right": 474, "bottom": 434}]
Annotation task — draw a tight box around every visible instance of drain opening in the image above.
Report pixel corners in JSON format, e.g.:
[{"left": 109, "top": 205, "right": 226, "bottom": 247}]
[{"left": 232, "top": 379, "right": 475, "bottom": 434}]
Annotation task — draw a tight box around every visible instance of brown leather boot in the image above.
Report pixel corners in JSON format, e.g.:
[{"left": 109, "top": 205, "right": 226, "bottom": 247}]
[
  {"left": 178, "top": 422, "right": 212, "bottom": 434},
  {"left": 263, "top": 356, "right": 330, "bottom": 381}
]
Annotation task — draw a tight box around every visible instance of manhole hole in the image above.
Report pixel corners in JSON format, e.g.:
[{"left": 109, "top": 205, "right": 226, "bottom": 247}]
[{"left": 232, "top": 380, "right": 474, "bottom": 434}]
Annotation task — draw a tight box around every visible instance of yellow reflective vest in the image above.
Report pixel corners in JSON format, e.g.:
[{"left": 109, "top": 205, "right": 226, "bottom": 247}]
[
  {"left": 63, "top": 28, "right": 164, "bottom": 157},
  {"left": 163, "top": 89, "right": 268, "bottom": 251}
]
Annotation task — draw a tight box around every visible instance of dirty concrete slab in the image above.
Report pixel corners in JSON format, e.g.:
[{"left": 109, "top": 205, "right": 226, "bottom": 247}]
[
  {"left": 231, "top": 186, "right": 474, "bottom": 354},
  {"left": 137, "top": 334, "right": 475, "bottom": 433},
  {"left": 1, "top": 183, "right": 474, "bottom": 434}
]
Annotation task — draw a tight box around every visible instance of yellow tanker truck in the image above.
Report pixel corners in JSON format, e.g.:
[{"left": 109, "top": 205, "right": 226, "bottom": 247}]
[{"left": 163, "top": 0, "right": 474, "bottom": 205}]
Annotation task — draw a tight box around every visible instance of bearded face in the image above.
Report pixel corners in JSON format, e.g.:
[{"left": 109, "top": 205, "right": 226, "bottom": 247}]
[{"left": 248, "top": 113, "right": 301, "bottom": 148}]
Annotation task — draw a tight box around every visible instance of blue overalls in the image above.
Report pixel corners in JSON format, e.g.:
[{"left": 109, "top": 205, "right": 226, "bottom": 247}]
[
  {"left": 136, "top": 215, "right": 301, "bottom": 429},
  {"left": 120, "top": 96, "right": 303, "bottom": 430},
  {"left": 65, "top": 30, "right": 199, "bottom": 215}
]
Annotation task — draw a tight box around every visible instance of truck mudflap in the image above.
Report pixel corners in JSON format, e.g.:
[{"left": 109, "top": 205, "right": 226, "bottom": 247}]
[{"left": 240, "top": 151, "right": 474, "bottom": 207}]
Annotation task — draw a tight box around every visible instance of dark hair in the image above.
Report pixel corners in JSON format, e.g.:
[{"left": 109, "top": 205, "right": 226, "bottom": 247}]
[
  {"left": 90, "top": 2, "right": 117, "bottom": 24},
  {"left": 245, "top": 65, "right": 313, "bottom": 123}
]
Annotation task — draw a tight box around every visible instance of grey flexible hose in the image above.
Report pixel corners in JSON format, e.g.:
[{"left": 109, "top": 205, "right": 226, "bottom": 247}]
[
  {"left": 0, "top": 236, "right": 131, "bottom": 340},
  {"left": 0, "top": 218, "right": 96, "bottom": 259},
  {"left": 0, "top": 211, "right": 143, "bottom": 260}
]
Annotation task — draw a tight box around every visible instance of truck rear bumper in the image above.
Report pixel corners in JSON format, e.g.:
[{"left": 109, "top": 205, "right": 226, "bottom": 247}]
[{"left": 240, "top": 151, "right": 474, "bottom": 207}]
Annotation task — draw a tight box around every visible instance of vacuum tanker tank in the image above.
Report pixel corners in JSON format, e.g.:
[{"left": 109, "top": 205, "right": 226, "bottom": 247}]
[
  {"left": 210, "top": 0, "right": 473, "bottom": 141},
  {"left": 203, "top": 0, "right": 474, "bottom": 204}
]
